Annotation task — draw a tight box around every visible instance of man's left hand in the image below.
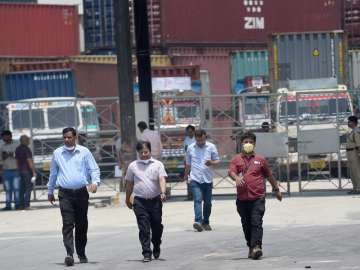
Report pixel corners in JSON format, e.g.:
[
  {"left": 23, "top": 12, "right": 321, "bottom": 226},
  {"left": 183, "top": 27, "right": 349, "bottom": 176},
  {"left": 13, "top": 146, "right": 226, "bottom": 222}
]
[
  {"left": 275, "top": 191, "right": 283, "bottom": 201},
  {"left": 160, "top": 193, "right": 166, "bottom": 202},
  {"left": 205, "top": 160, "right": 213, "bottom": 166},
  {"left": 87, "top": 183, "right": 98, "bottom": 193}
]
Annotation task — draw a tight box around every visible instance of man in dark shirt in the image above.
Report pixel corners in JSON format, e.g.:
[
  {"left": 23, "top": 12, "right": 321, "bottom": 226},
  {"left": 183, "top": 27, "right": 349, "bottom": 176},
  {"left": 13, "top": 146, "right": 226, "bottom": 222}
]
[
  {"left": 15, "top": 135, "right": 36, "bottom": 210},
  {"left": 229, "top": 131, "right": 282, "bottom": 260}
]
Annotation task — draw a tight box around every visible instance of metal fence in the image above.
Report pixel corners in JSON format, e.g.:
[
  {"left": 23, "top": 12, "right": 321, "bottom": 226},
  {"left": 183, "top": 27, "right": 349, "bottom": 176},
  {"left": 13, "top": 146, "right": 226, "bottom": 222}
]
[{"left": 0, "top": 90, "right": 357, "bottom": 202}]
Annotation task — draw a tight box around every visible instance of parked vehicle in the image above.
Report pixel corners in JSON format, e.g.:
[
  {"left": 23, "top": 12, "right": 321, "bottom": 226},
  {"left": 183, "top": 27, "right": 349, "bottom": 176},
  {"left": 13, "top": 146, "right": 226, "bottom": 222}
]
[
  {"left": 275, "top": 78, "right": 353, "bottom": 178},
  {"left": 5, "top": 97, "right": 100, "bottom": 171}
]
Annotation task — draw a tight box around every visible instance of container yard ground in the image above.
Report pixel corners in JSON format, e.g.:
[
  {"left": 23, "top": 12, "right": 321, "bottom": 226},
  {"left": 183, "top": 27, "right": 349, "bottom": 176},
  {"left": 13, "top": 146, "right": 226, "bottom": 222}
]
[{"left": 0, "top": 191, "right": 359, "bottom": 270}]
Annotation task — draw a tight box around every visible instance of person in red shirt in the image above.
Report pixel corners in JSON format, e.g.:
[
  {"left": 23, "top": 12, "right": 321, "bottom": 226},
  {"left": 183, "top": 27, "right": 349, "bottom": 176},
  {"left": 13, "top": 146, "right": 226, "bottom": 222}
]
[{"left": 229, "top": 131, "right": 282, "bottom": 260}]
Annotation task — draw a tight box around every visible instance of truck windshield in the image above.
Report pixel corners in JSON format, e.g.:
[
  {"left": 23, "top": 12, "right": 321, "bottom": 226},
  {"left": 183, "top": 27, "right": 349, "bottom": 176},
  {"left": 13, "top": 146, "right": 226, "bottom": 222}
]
[
  {"left": 175, "top": 106, "right": 199, "bottom": 119},
  {"left": 81, "top": 105, "right": 99, "bottom": 129},
  {"left": 245, "top": 96, "right": 270, "bottom": 116},
  {"left": 48, "top": 107, "right": 79, "bottom": 128},
  {"left": 12, "top": 109, "right": 45, "bottom": 129},
  {"left": 280, "top": 97, "right": 352, "bottom": 123}
]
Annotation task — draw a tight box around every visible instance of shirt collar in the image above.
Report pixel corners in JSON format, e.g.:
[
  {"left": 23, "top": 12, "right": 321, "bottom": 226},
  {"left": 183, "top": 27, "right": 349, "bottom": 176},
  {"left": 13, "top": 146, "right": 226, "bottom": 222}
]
[
  {"left": 195, "top": 141, "right": 208, "bottom": 149},
  {"left": 240, "top": 152, "right": 255, "bottom": 159}
]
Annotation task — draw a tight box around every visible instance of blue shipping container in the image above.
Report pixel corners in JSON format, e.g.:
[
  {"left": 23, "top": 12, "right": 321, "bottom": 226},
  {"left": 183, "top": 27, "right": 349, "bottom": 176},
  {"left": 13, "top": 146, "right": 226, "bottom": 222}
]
[
  {"left": 2, "top": 69, "right": 76, "bottom": 101},
  {"left": 230, "top": 50, "right": 269, "bottom": 94},
  {"left": 83, "top": 0, "right": 115, "bottom": 53}
]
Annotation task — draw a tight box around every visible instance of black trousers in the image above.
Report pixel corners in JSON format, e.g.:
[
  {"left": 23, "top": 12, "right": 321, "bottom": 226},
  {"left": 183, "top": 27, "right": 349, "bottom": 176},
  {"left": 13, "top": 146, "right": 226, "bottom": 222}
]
[
  {"left": 236, "top": 197, "right": 265, "bottom": 248},
  {"left": 133, "top": 196, "right": 163, "bottom": 257},
  {"left": 58, "top": 187, "right": 89, "bottom": 257}
]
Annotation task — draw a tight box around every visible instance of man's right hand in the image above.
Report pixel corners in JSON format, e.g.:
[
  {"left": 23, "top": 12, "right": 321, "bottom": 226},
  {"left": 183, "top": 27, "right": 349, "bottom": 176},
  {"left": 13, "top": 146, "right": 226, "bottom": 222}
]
[
  {"left": 235, "top": 176, "right": 245, "bottom": 187},
  {"left": 125, "top": 198, "right": 133, "bottom": 209},
  {"left": 48, "top": 194, "right": 55, "bottom": 205}
]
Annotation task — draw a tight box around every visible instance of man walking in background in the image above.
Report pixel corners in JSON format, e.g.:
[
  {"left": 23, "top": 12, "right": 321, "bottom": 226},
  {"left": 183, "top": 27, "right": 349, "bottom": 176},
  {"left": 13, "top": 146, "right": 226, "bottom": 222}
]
[
  {"left": 184, "top": 129, "right": 220, "bottom": 232},
  {"left": 0, "top": 130, "right": 20, "bottom": 210},
  {"left": 137, "top": 121, "right": 163, "bottom": 159},
  {"left": 15, "top": 135, "right": 36, "bottom": 210},
  {"left": 48, "top": 127, "right": 100, "bottom": 266}
]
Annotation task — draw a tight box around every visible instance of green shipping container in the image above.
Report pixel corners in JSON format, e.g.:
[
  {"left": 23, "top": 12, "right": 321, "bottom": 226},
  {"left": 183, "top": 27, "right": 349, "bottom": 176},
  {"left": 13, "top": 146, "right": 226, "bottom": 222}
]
[{"left": 230, "top": 50, "right": 269, "bottom": 94}]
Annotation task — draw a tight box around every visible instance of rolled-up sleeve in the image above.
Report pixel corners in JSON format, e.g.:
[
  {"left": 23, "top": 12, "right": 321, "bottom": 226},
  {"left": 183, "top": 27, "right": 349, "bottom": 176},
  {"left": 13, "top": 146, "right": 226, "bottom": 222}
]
[
  {"left": 125, "top": 164, "right": 134, "bottom": 182},
  {"left": 48, "top": 156, "right": 59, "bottom": 195}
]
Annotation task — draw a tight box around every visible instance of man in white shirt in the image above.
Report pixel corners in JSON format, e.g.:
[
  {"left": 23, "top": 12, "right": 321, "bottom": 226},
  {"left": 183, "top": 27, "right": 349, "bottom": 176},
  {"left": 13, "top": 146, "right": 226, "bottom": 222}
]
[{"left": 137, "top": 121, "right": 163, "bottom": 159}]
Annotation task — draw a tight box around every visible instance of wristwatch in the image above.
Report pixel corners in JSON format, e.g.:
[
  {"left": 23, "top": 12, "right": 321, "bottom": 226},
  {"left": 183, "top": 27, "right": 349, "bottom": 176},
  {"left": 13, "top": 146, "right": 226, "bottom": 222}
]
[{"left": 272, "top": 187, "right": 280, "bottom": 192}]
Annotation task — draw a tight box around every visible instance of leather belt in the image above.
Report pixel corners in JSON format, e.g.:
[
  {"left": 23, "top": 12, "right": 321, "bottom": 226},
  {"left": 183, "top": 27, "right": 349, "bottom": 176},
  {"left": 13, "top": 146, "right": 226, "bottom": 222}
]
[{"left": 59, "top": 186, "right": 87, "bottom": 193}]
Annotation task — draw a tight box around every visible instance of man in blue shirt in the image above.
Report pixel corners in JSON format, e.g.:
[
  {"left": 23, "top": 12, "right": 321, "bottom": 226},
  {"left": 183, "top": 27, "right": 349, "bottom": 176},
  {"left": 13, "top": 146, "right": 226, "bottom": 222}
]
[
  {"left": 183, "top": 125, "right": 196, "bottom": 151},
  {"left": 48, "top": 127, "right": 100, "bottom": 267},
  {"left": 184, "top": 129, "right": 220, "bottom": 232}
]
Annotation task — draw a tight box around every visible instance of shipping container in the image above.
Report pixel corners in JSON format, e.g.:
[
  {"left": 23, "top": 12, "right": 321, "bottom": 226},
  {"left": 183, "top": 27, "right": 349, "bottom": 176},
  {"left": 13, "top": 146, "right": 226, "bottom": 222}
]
[
  {"left": 72, "top": 62, "right": 200, "bottom": 97},
  {"left": 9, "top": 61, "right": 71, "bottom": 72},
  {"left": 349, "top": 50, "right": 360, "bottom": 89},
  {"left": 162, "top": 0, "right": 342, "bottom": 45},
  {"left": 1, "top": 69, "right": 77, "bottom": 101},
  {"left": 230, "top": 50, "right": 269, "bottom": 94},
  {"left": 83, "top": 0, "right": 161, "bottom": 53},
  {"left": 70, "top": 54, "right": 171, "bottom": 66},
  {"left": 0, "top": 56, "right": 68, "bottom": 74},
  {"left": 269, "top": 31, "right": 347, "bottom": 89},
  {"left": 0, "top": 3, "right": 79, "bottom": 56},
  {"left": 345, "top": 0, "right": 360, "bottom": 48}
]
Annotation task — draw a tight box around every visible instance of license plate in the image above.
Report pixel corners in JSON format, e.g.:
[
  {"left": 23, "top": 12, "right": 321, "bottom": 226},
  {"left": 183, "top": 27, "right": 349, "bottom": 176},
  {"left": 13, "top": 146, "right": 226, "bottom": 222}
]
[{"left": 309, "top": 159, "right": 326, "bottom": 170}]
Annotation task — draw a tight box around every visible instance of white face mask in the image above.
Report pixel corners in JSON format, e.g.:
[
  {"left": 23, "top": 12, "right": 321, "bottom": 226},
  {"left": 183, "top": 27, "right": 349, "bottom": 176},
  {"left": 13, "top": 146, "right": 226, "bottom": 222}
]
[
  {"left": 64, "top": 145, "right": 75, "bottom": 151},
  {"left": 138, "top": 158, "right": 151, "bottom": 164}
]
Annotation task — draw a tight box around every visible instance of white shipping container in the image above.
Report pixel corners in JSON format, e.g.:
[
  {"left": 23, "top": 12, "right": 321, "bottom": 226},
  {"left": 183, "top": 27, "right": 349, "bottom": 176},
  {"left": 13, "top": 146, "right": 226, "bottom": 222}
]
[{"left": 349, "top": 50, "right": 360, "bottom": 89}]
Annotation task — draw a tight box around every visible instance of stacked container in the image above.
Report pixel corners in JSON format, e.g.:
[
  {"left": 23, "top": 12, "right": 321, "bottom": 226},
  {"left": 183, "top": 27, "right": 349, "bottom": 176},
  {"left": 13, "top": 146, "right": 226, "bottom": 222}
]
[{"left": 0, "top": 3, "right": 79, "bottom": 56}]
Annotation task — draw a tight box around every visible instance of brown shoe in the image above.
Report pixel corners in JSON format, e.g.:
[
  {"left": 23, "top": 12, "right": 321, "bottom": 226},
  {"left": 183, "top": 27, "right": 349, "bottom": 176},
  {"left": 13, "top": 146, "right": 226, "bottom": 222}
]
[{"left": 251, "top": 245, "right": 263, "bottom": 260}]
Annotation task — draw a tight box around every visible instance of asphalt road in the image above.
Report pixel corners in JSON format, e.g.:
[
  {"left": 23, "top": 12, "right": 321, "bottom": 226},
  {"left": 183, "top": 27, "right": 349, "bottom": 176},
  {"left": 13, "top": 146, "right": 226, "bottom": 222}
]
[{"left": 0, "top": 194, "right": 360, "bottom": 270}]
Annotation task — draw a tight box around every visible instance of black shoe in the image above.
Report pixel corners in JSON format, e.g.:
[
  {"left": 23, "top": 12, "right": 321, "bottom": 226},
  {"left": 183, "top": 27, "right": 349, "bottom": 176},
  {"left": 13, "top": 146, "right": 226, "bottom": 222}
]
[
  {"left": 251, "top": 246, "right": 263, "bottom": 260},
  {"left": 202, "top": 224, "right": 212, "bottom": 231},
  {"left": 143, "top": 256, "right": 151, "bottom": 262},
  {"left": 64, "top": 255, "right": 74, "bottom": 266},
  {"left": 153, "top": 246, "right": 161, "bottom": 259},
  {"left": 2, "top": 207, "right": 11, "bottom": 211},
  {"left": 78, "top": 255, "right": 88, "bottom": 263},
  {"left": 193, "top": 222, "right": 203, "bottom": 232}
]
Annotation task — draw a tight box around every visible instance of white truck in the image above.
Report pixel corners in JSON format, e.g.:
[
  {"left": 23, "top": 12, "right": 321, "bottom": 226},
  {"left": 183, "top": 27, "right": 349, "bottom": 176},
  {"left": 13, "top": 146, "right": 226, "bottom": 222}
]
[
  {"left": 6, "top": 97, "right": 100, "bottom": 171},
  {"left": 275, "top": 78, "right": 353, "bottom": 177}
]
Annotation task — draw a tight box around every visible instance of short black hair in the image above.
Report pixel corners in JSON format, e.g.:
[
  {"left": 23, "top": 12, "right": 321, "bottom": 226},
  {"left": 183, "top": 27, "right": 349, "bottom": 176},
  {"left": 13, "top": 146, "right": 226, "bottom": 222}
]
[
  {"left": 348, "top": 115, "right": 358, "bottom": 124},
  {"left": 137, "top": 121, "right": 148, "bottom": 130},
  {"left": 261, "top": 122, "right": 270, "bottom": 128},
  {"left": 186, "top": 125, "right": 195, "bottom": 131},
  {"left": 136, "top": 140, "right": 151, "bottom": 152},
  {"left": 62, "top": 127, "right": 76, "bottom": 136},
  {"left": 241, "top": 131, "right": 256, "bottom": 143},
  {"left": 1, "top": 130, "right": 12, "bottom": 137},
  {"left": 194, "top": 129, "right": 206, "bottom": 138}
]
